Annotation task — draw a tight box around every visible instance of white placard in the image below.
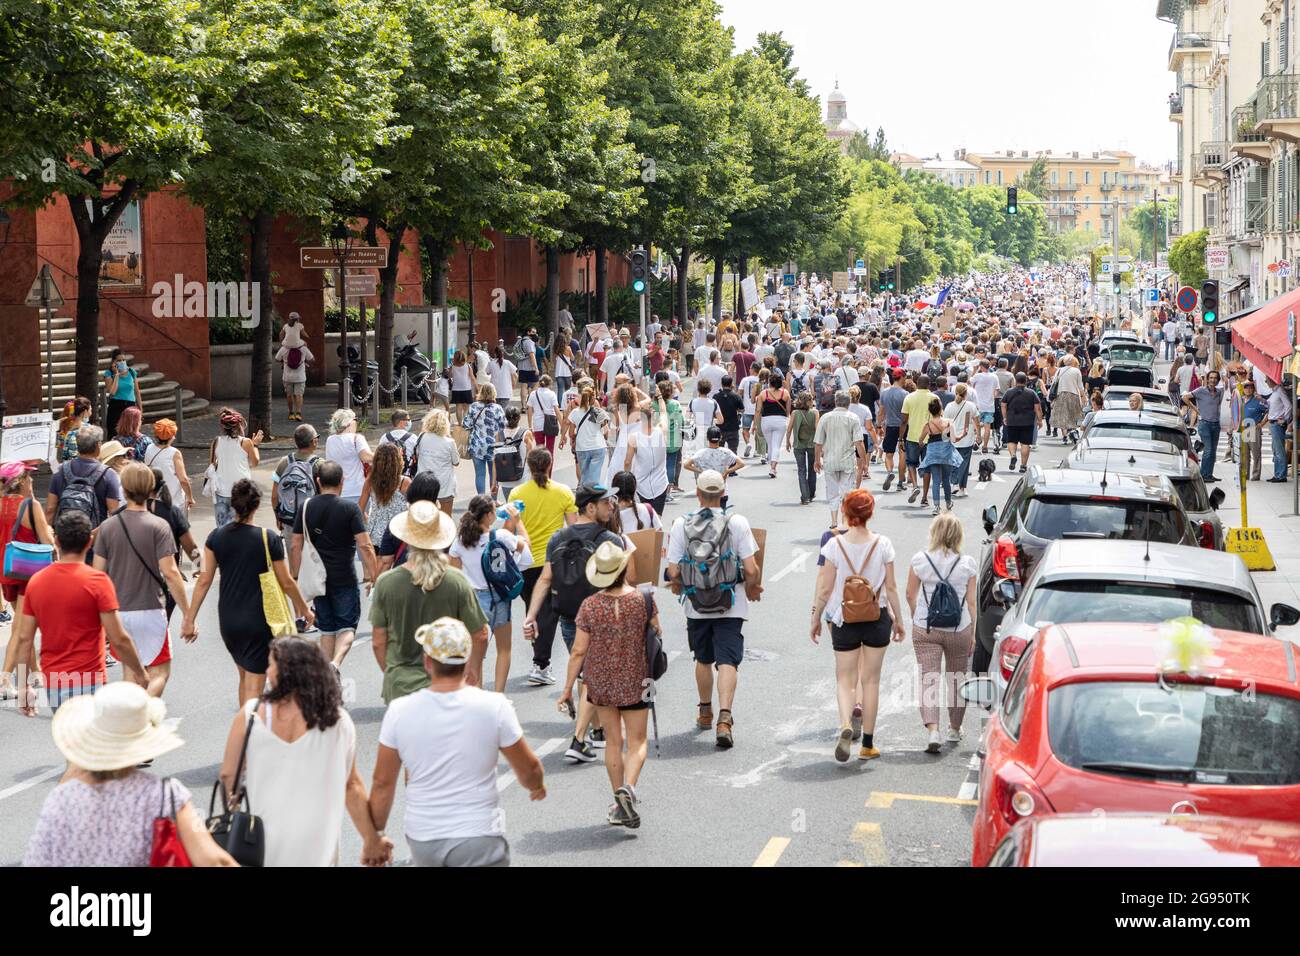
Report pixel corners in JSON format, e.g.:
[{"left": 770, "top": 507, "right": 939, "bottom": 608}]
[
  {"left": 741, "top": 276, "right": 758, "bottom": 310},
  {"left": 1, "top": 414, "right": 54, "bottom": 464}
]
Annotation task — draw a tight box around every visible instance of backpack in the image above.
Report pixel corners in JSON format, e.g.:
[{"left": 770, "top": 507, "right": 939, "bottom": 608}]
[
  {"left": 926, "top": 358, "right": 947, "bottom": 383},
  {"left": 481, "top": 530, "right": 525, "bottom": 606},
  {"left": 834, "top": 534, "right": 881, "bottom": 624},
  {"left": 55, "top": 461, "right": 109, "bottom": 528},
  {"left": 404, "top": 433, "right": 425, "bottom": 478},
  {"left": 923, "top": 553, "right": 963, "bottom": 630},
  {"left": 494, "top": 432, "right": 526, "bottom": 484},
  {"left": 643, "top": 590, "right": 668, "bottom": 681},
  {"left": 550, "top": 532, "right": 603, "bottom": 620},
  {"left": 275, "top": 455, "right": 318, "bottom": 526},
  {"left": 677, "top": 509, "right": 743, "bottom": 614},
  {"left": 285, "top": 346, "right": 304, "bottom": 370},
  {"left": 789, "top": 369, "right": 810, "bottom": 398}
]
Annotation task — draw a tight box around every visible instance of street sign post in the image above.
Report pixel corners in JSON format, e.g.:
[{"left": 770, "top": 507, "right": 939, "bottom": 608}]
[
  {"left": 1176, "top": 286, "right": 1199, "bottom": 313},
  {"left": 25, "top": 266, "right": 64, "bottom": 414},
  {"left": 345, "top": 274, "right": 378, "bottom": 299},
  {"left": 299, "top": 246, "right": 388, "bottom": 269},
  {"left": 782, "top": 273, "right": 795, "bottom": 287},
  {"left": 854, "top": 259, "right": 865, "bottom": 271}
]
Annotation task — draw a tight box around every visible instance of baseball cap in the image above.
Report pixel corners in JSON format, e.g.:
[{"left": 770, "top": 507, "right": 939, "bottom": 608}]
[
  {"left": 416, "top": 617, "right": 472, "bottom": 664},
  {"left": 575, "top": 483, "right": 617, "bottom": 509},
  {"left": 696, "top": 470, "right": 726, "bottom": 494},
  {"left": 706, "top": 425, "right": 722, "bottom": 443}
]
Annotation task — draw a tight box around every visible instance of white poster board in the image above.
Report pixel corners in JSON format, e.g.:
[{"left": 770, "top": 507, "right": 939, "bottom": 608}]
[
  {"left": 2, "top": 413, "right": 54, "bottom": 464},
  {"left": 741, "top": 276, "right": 759, "bottom": 311}
]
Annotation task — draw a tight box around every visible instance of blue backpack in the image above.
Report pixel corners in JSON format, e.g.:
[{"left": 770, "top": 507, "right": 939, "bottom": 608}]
[{"left": 481, "top": 530, "right": 524, "bottom": 606}]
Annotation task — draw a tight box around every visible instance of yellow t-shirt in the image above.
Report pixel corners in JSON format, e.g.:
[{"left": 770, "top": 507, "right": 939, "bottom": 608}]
[
  {"left": 509, "top": 480, "right": 577, "bottom": 568},
  {"left": 901, "top": 389, "right": 934, "bottom": 443}
]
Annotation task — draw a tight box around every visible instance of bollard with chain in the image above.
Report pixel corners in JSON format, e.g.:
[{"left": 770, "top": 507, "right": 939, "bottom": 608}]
[
  {"left": 400, "top": 367, "right": 408, "bottom": 410},
  {"left": 174, "top": 383, "right": 185, "bottom": 443}
]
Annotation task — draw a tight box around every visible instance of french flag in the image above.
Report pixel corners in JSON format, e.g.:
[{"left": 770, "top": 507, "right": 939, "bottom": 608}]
[{"left": 915, "top": 285, "right": 952, "bottom": 310}]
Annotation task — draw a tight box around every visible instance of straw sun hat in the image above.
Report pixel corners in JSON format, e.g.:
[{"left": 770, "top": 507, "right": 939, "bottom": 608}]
[
  {"left": 52, "top": 682, "right": 184, "bottom": 772},
  {"left": 388, "top": 500, "right": 456, "bottom": 551},
  {"left": 585, "top": 539, "right": 631, "bottom": 589}
]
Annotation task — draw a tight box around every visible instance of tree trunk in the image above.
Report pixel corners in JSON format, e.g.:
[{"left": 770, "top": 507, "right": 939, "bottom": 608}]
[
  {"left": 712, "top": 257, "right": 724, "bottom": 325},
  {"left": 67, "top": 192, "right": 130, "bottom": 412},
  {"left": 247, "top": 209, "right": 275, "bottom": 438},
  {"left": 368, "top": 219, "right": 405, "bottom": 393},
  {"left": 737, "top": 255, "right": 748, "bottom": 314},
  {"left": 676, "top": 243, "right": 690, "bottom": 331},
  {"left": 422, "top": 235, "right": 449, "bottom": 371},
  {"left": 544, "top": 245, "right": 561, "bottom": 350},
  {"left": 594, "top": 245, "right": 609, "bottom": 326}
]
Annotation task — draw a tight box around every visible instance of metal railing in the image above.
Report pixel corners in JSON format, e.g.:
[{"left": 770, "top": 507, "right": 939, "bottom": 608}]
[
  {"left": 1233, "top": 102, "right": 1263, "bottom": 142},
  {"left": 1169, "top": 94, "right": 1183, "bottom": 117},
  {"left": 1193, "top": 141, "right": 1228, "bottom": 178},
  {"left": 1246, "top": 196, "right": 1267, "bottom": 233},
  {"left": 1256, "top": 73, "right": 1300, "bottom": 125},
  {"left": 1169, "top": 31, "right": 1212, "bottom": 64},
  {"left": 1099, "top": 182, "right": 1115, "bottom": 192}
]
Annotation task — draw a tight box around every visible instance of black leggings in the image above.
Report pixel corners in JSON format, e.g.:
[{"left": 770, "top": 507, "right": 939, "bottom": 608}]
[
  {"left": 639, "top": 491, "right": 666, "bottom": 516},
  {"left": 522, "top": 565, "right": 559, "bottom": 668}
]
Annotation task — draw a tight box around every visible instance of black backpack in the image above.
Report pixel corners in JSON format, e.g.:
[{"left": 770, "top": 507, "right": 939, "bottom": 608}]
[
  {"left": 494, "top": 432, "right": 526, "bottom": 483},
  {"left": 275, "top": 455, "right": 318, "bottom": 526},
  {"left": 923, "top": 554, "right": 963, "bottom": 630},
  {"left": 404, "top": 434, "right": 425, "bottom": 478},
  {"left": 642, "top": 591, "right": 667, "bottom": 681},
  {"left": 55, "top": 461, "right": 108, "bottom": 528},
  {"left": 549, "top": 532, "right": 602, "bottom": 620}
]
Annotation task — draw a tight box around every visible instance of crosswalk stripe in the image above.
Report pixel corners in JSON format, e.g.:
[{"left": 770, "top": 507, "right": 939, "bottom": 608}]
[
  {"left": 752, "top": 836, "right": 791, "bottom": 867},
  {"left": 956, "top": 780, "right": 978, "bottom": 801},
  {"left": 497, "top": 736, "right": 565, "bottom": 792}
]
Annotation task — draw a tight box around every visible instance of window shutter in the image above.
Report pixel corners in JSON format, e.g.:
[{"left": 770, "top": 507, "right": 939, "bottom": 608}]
[
  {"left": 1264, "top": 40, "right": 1271, "bottom": 77},
  {"left": 1282, "top": 20, "right": 1290, "bottom": 69}
]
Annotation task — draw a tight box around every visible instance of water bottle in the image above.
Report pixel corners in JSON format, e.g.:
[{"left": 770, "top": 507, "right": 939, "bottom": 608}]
[{"left": 496, "top": 501, "right": 525, "bottom": 524}]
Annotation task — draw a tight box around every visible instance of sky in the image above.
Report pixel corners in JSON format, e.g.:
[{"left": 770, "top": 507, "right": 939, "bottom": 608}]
[{"left": 717, "top": 0, "right": 1175, "bottom": 167}]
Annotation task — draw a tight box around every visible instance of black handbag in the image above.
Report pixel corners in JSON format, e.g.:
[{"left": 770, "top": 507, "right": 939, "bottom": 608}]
[{"left": 207, "top": 708, "right": 266, "bottom": 866}]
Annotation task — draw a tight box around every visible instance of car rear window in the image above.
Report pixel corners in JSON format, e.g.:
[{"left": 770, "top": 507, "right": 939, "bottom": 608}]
[
  {"left": 1107, "top": 346, "right": 1155, "bottom": 364},
  {"left": 1049, "top": 682, "right": 1300, "bottom": 786},
  {"left": 1172, "top": 477, "right": 1209, "bottom": 512},
  {"left": 1022, "top": 496, "right": 1189, "bottom": 543},
  {"left": 1088, "top": 423, "right": 1189, "bottom": 451},
  {"left": 1023, "top": 581, "right": 1263, "bottom": 633}
]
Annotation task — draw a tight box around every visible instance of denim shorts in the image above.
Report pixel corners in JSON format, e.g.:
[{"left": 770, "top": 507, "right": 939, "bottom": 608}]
[
  {"left": 314, "top": 585, "right": 361, "bottom": 635},
  {"left": 214, "top": 494, "right": 235, "bottom": 528},
  {"left": 979, "top": 412, "right": 994, "bottom": 424},
  {"left": 741, "top": 414, "right": 754, "bottom": 429},
  {"left": 476, "top": 588, "right": 512, "bottom": 629},
  {"left": 905, "top": 439, "right": 922, "bottom": 467}
]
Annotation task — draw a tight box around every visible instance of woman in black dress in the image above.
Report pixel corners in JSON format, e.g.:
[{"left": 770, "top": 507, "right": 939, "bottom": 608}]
[{"left": 182, "top": 479, "right": 314, "bottom": 706}]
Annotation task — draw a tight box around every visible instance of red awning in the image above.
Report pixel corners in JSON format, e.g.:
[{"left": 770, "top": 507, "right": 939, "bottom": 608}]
[{"left": 1231, "top": 286, "right": 1300, "bottom": 384}]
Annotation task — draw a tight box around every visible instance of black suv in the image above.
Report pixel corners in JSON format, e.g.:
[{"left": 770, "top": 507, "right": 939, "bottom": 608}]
[{"left": 974, "top": 466, "right": 1199, "bottom": 671}]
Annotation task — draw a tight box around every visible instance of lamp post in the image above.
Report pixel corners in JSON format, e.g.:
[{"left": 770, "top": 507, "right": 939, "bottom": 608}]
[{"left": 329, "top": 221, "right": 354, "bottom": 410}]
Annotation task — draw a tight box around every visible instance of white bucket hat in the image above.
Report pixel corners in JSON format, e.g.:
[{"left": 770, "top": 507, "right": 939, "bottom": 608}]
[{"left": 51, "top": 683, "right": 184, "bottom": 772}]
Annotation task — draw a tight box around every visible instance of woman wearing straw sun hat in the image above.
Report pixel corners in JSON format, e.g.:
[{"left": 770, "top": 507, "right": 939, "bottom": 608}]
[
  {"left": 559, "top": 539, "right": 657, "bottom": 830},
  {"left": 22, "top": 682, "right": 237, "bottom": 866},
  {"left": 369, "top": 500, "right": 488, "bottom": 702}
]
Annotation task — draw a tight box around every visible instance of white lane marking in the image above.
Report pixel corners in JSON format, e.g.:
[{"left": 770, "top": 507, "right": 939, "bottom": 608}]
[
  {"left": 669, "top": 650, "right": 683, "bottom": 662},
  {"left": 0, "top": 767, "right": 63, "bottom": 802},
  {"left": 956, "top": 779, "right": 978, "bottom": 801},
  {"left": 497, "top": 736, "right": 565, "bottom": 792},
  {"left": 769, "top": 548, "right": 812, "bottom": 583},
  {"left": 967, "top": 755, "right": 980, "bottom": 771}
]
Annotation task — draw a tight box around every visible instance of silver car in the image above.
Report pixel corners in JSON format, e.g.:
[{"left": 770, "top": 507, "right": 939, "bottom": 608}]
[
  {"left": 987, "top": 539, "right": 1300, "bottom": 701},
  {"left": 1058, "top": 436, "right": 1226, "bottom": 548},
  {"left": 1101, "top": 386, "right": 1176, "bottom": 413},
  {"left": 1081, "top": 407, "right": 1201, "bottom": 457}
]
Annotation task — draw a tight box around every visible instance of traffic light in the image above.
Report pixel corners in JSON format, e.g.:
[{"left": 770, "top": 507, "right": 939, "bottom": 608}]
[
  {"left": 630, "top": 248, "right": 649, "bottom": 295},
  {"left": 1113, "top": 272, "right": 1121, "bottom": 293},
  {"left": 877, "top": 271, "right": 888, "bottom": 292},
  {"left": 884, "top": 267, "right": 896, "bottom": 292},
  {"left": 1201, "top": 279, "right": 1219, "bottom": 324},
  {"left": 1007, "top": 186, "right": 1018, "bottom": 215}
]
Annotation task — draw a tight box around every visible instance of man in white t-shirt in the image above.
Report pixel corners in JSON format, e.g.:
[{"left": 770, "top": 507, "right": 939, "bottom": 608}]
[
  {"left": 969, "top": 359, "right": 1001, "bottom": 452},
  {"left": 599, "top": 340, "right": 635, "bottom": 395},
  {"left": 904, "top": 339, "right": 931, "bottom": 372},
  {"left": 666, "top": 473, "right": 762, "bottom": 749},
  {"left": 694, "top": 333, "right": 716, "bottom": 375},
  {"left": 698, "top": 351, "right": 726, "bottom": 394},
  {"left": 369, "top": 617, "right": 546, "bottom": 867}
]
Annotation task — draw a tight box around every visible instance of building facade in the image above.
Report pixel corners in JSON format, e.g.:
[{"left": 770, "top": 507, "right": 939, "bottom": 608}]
[{"left": 823, "top": 83, "right": 861, "bottom": 153}]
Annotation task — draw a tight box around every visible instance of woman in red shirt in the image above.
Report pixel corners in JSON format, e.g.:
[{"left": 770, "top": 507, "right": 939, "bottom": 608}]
[{"left": 0, "top": 462, "right": 54, "bottom": 700}]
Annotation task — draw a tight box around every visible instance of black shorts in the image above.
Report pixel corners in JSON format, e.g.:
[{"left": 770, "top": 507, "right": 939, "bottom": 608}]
[
  {"left": 830, "top": 608, "right": 893, "bottom": 651},
  {"left": 518, "top": 370, "right": 539, "bottom": 384},
  {"left": 1004, "top": 424, "right": 1035, "bottom": 446},
  {"left": 883, "top": 426, "right": 901, "bottom": 453},
  {"left": 452, "top": 389, "right": 473, "bottom": 405},
  {"left": 687, "top": 616, "right": 745, "bottom": 668}
]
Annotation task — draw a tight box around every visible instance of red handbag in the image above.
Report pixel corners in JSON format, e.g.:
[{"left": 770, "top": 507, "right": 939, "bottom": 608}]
[{"left": 150, "top": 778, "right": 192, "bottom": 867}]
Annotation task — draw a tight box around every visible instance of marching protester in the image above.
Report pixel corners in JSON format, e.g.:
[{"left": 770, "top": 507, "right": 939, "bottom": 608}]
[
  {"left": 786, "top": 390, "right": 820, "bottom": 506},
  {"left": 562, "top": 385, "right": 610, "bottom": 486},
  {"left": 0, "top": 462, "right": 54, "bottom": 700},
  {"left": 415, "top": 408, "right": 460, "bottom": 513},
  {"left": 185, "top": 478, "right": 314, "bottom": 706},
  {"left": 57, "top": 397, "right": 94, "bottom": 463},
  {"left": 145, "top": 418, "right": 195, "bottom": 516},
  {"left": 810, "top": 489, "right": 905, "bottom": 762},
  {"left": 358, "top": 441, "right": 409, "bottom": 548},
  {"left": 814, "top": 391, "right": 866, "bottom": 527},
  {"left": 944, "top": 383, "right": 980, "bottom": 497},
  {"left": 325, "top": 408, "right": 373, "bottom": 508},
  {"left": 753, "top": 371, "right": 790, "bottom": 479},
  {"left": 210, "top": 408, "right": 263, "bottom": 528}
]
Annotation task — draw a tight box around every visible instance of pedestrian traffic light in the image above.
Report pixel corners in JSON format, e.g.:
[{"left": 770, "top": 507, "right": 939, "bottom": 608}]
[
  {"left": 1113, "top": 272, "right": 1121, "bottom": 293},
  {"left": 630, "top": 248, "right": 649, "bottom": 295},
  {"left": 1007, "top": 186, "right": 1018, "bottom": 215},
  {"left": 877, "top": 271, "right": 888, "bottom": 292},
  {"left": 1201, "top": 279, "right": 1219, "bottom": 324},
  {"left": 884, "top": 268, "right": 896, "bottom": 291}
]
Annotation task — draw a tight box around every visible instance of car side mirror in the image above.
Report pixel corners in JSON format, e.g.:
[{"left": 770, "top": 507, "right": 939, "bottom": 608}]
[
  {"left": 959, "top": 677, "right": 997, "bottom": 710},
  {"left": 1270, "top": 603, "right": 1300, "bottom": 630},
  {"left": 998, "top": 579, "right": 1019, "bottom": 606},
  {"left": 1208, "top": 487, "right": 1226, "bottom": 510},
  {"left": 983, "top": 505, "right": 998, "bottom": 535}
]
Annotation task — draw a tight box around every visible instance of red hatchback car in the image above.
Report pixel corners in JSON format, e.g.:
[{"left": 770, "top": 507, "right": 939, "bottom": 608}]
[{"left": 968, "top": 623, "right": 1300, "bottom": 867}]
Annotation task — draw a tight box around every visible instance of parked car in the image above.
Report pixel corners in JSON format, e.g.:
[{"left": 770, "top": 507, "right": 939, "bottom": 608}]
[
  {"left": 965, "top": 622, "right": 1300, "bottom": 867},
  {"left": 1059, "top": 437, "right": 1226, "bottom": 549},
  {"left": 1082, "top": 408, "right": 1200, "bottom": 457},
  {"left": 1101, "top": 341, "right": 1157, "bottom": 388},
  {"left": 976, "top": 467, "right": 1200, "bottom": 660},
  {"left": 986, "top": 539, "right": 1297, "bottom": 700},
  {"left": 987, "top": 814, "right": 1300, "bottom": 867},
  {"left": 1101, "top": 385, "right": 1176, "bottom": 412},
  {"left": 1097, "top": 329, "right": 1139, "bottom": 353}
]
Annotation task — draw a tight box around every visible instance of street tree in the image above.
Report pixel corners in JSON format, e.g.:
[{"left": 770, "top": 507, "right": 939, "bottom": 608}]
[{"left": 1168, "top": 228, "right": 1209, "bottom": 288}]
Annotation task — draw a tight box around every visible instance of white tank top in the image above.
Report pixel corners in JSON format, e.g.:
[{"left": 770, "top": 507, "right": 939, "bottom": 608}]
[
  {"left": 451, "top": 364, "right": 473, "bottom": 391},
  {"left": 630, "top": 431, "right": 668, "bottom": 499},
  {"left": 145, "top": 443, "right": 184, "bottom": 510},
  {"left": 214, "top": 435, "right": 250, "bottom": 496}
]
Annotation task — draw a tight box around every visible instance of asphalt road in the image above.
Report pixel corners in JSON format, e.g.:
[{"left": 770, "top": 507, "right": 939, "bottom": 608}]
[{"left": 0, "top": 408, "right": 1080, "bottom": 868}]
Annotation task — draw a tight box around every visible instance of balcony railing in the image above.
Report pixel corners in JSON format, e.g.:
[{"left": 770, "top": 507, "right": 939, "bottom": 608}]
[
  {"left": 1169, "top": 93, "right": 1184, "bottom": 117},
  {"left": 1246, "top": 196, "right": 1267, "bottom": 233},
  {"left": 1193, "top": 141, "right": 1229, "bottom": 178},
  {"left": 1256, "top": 73, "right": 1300, "bottom": 125},
  {"left": 1169, "top": 31, "right": 1212, "bottom": 64},
  {"left": 1233, "top": 102, "right": 1263, "bottom": 142},
  {"left": 1100, "top": 182, "right": 1115, "bottom": 192}
]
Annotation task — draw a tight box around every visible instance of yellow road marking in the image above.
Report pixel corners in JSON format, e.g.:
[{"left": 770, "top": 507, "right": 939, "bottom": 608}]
[
  {"left": 865, "top": 791, "right": 979, "bottom": 809},
  {"left": 835, "top": 860, "right": 865, "bottom": 868},
  {"left": 752, "top": 836, "right": 791, "bottom": 867},
  {"left": 849, "top": 821, "right": 888, "bottom": 866}
]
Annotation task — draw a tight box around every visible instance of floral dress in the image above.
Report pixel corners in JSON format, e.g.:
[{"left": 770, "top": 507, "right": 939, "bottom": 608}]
[
  {"left": 367, "top": 489, "right": 407, "bottom": 546},
  {"left": 464, "top": 402, "right": 506, "bottom": 461},
  {"left": 120, "top": 433, "right": 153, "bottom": 462},
  {"left": 574, "top": 589, "right": 653, "bottom": 708}
]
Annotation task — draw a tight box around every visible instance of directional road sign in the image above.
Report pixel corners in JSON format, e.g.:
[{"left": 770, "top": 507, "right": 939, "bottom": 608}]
[
  {"left": 782, "top": 273, "right": 796, "bottom": 287},
  {"left": 1111, "top": 262, "right": 1133, "bottom": 273},
  {"left": 1176, "top": 285, "right": 1199, "bottom": 313},
  {"left": 855, "top": 259, "right": 865, "bottom": 270},
  {"left": 300, "top": 246, "right": 389, "bottom": 269},
  {"left": 1101, "top": 255, "right": 1134, "bottom": 264}
]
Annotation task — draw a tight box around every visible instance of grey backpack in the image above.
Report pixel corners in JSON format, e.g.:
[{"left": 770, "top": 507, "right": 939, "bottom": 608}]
[{"left": 677, "top": 509, "right": 742, "bottom": 614}]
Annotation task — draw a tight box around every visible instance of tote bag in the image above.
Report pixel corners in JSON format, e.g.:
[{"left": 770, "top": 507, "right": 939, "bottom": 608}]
[
  {"left": 258, "top": 528, "right": 296, "bottom": 637},
  {"left": 295, "top": 499, "right": 328, "bottom": 603}
]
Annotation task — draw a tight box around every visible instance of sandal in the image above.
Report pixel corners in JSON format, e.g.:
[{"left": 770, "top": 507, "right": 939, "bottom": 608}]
[
  {"left": 716, "top": 710, "right": 734, "bottom": 749},
  {"left": 696, "top": 702, "right": 714, "bottom": 729}
]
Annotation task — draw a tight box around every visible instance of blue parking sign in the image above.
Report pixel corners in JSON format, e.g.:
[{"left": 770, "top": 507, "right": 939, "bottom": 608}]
[{"left": 1148, "top": 288, "right": 1158, "bottom": 302}]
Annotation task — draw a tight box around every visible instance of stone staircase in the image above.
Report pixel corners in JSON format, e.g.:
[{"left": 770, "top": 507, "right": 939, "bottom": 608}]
[{"left": 40, "top": 313, "right": 210, "bottom": 421}]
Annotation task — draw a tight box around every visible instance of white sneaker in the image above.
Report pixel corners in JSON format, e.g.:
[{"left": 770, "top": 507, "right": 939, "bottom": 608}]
[
  {"left": 946, "top": 727, "right": 963, "bottom": 743},
  {"left": 525, "top": 665, "right": 548, "bottom": 686},
  {"left": 744, "top": 442, "right": 752, "bottom": 457},
  {"left": 925, "top": 728, "right": 942, "bottom": 754},
  {"left": 537, "top": 665, "right": 556, "bottom": 686}
]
